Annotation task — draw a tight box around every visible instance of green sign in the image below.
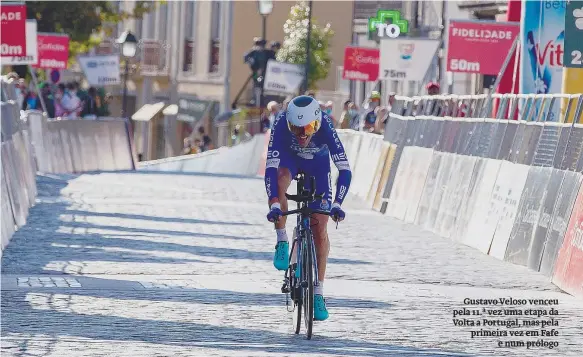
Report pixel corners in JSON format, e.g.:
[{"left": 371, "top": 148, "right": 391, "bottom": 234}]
[
  {"left": 368, "top": 10, "right": 408, "bottom": 39},
  {"left": 564, "top": 0, "right": 583, "bottom": 68}
]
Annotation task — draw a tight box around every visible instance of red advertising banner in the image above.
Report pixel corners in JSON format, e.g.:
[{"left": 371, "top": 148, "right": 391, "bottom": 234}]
[
  {"left": 552, "top": 182, "right": 583, "bottom": 299},
  {"left": 343, "top": 46, "right": 380, "bottom": 82},
  {"left": 0, "top": 3, "right": 27, "bottom": 57},
  {"left": 446, "top": 20, "right": 520, "bottom": 75},
  {"left": 33, "top": 33, "right": 70, "bottom": 69}
]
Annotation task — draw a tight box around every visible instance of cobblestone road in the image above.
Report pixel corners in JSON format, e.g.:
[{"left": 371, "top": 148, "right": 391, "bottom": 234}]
[{"left": 2, "top": 172, "right": 582, "bottom": 356}]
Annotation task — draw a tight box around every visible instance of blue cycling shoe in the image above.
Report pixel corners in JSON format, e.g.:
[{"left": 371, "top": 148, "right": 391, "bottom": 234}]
[
  {"left": 314, "top": 294, "right": 329, "bottom": 321},
  {"left": 273, "top": 241, "right": 289, "bottom": 271}
]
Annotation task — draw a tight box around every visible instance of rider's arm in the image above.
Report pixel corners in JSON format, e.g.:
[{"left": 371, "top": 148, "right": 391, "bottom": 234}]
[
  {"left": 264, "top": 113, "right": 286, "bottom": 206},
  {"left": 322, "top": 114, "right": 352, "bottom": 205}
]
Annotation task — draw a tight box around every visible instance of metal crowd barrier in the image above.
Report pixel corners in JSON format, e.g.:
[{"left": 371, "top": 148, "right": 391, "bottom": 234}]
[
  {"left": 381, "top": 93, "right": 583, "bottom": 208},
  {"left": 1, "top": 77, "right": 38, "bottom": 252},
  {"left": 390, "top": 93, "right": 583, "bottom": 122}
]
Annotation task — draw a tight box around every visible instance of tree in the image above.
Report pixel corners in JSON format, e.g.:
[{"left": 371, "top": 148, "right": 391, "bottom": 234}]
[
  {"left": 276, "top": 1, "right": 334, "bottom": 90},
  {"left": 25, "top": 1, "right": 156, "bottom": 59}
]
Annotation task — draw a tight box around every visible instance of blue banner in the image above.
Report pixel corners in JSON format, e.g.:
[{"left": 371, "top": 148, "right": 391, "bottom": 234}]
[{"left": 519, "top": 0, "right": 566, "bottom": 121}]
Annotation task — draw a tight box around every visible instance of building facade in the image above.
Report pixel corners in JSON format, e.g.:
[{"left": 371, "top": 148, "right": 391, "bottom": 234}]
[{"left": 95, "top": 1, "right": 353, "bottom": 121}]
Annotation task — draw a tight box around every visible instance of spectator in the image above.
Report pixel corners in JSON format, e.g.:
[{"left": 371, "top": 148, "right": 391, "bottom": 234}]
[
  {"left": 347, "top": 102, "right": 360, "bottom": 130},
  {"left": 339, "top": 100, "right": 351, "bottom": 129},
  {"left": 16, "top": 78, "right": 26, "bottom": 109},
  {"left": 22, "top": 87, "right": 40, "bottom": 111},
  {"left": 374, "top": 106, "right": 388, "bottom": 134},
  {"left": 361, "top": 91, "right": 381, "bottom": 131},
  {"left": 305, "top": 90, "right": 316, "bottom": 98},
  {"left": 266, "top": 100, "right": 280, "bottom": 128},
  {"left": 39, "top": 82, "right": 55, "bottom": 118},
  {"left": 183, "top": 137, "right": 200, "bottom": 155},
  {"left": 197, "top": 126, "right": 212, "bottom": 152},
  {"left": 61, "top": 82, "right": 82, "bottom": 118},
  {"left": 54, "top": 83, "right": 67, "bottom": 117},
  {"left": 81, "top": 87, "right": 100, "bottom": 119},
  {"left": 424, "top": 82, "right": 444, "bottom": 116},
  {"left": 231, "top": 124, "right": 252, "bottom": 145}
]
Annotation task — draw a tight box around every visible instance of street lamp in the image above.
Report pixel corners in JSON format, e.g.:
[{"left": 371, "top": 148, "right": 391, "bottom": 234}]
[
  {"left": 116, "top": 30, "right": 138, "bottom": 118},
  {"left": 303, "top": 1, "right": 313, "bottom": 94},
  {"left": 258, "top": 0, "right": 273, "bottom": 41},
  {"left": 257, "top": 1, "right": 273, "bottom": 108}
]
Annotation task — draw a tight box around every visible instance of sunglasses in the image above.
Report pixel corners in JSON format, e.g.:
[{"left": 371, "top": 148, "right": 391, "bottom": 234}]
[{"left": 287, "top": 120, "right": 320, "bottom": 136}]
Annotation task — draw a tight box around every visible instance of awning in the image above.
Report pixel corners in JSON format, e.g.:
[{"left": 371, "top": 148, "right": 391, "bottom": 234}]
[
  {"left": 131, "top": 102, "right": 166, "bottom": 122},
  {"left": 162, "top": 104, "right": 178, "bottom": 116}
]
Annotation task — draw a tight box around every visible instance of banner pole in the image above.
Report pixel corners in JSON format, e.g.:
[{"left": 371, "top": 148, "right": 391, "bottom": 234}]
[
  {"left": 480, "top": 36, "right": 519, "bottom": 117},
  {"left": 28, "top": 65, "right": 47, "bottom": 115}
]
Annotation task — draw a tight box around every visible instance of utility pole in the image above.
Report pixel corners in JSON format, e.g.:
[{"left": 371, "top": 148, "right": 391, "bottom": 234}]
[{"left": 303, "top": 0, "right": 313, "bottom": 94}]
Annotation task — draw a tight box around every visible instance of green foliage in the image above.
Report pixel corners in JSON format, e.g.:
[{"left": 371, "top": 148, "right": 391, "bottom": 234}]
[
  {"left": 276, "top": 1, "right": 334, "bottom": 90},
  {"left": 25, "top": 1, "right": 157, "bottom": 59}
]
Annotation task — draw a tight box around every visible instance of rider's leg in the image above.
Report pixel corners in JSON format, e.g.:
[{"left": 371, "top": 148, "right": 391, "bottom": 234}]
[
  {"left": 271, "top": 167, "right": 293, "bottom": 271},
  {"left": 311, "top": 213, "right": 330, "bottom": 284}
]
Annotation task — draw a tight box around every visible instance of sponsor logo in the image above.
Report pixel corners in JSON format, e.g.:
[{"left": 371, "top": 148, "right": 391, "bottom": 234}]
[
  {"left": 327, "top": 118, "right": 342, "bottom": 149},
  {"left": 272, "top": 66, "right": 282, "bottom": 73},
  {"left": 265, "top": 176, "right": 272, "bottom": 197},
  {"left": 267, "top": 150, "right": 279, "bottom": 158},
  {"left": 297, "top": 152, "right": 313, "bottom": 160},
  {"left": 39, "top": 42, "right": 67, "bottom": 51},
  {"left": 336, "top": 161, "right": 350, "bottom": 171},
  {"left": 328, "top": 172, "right": 333, "bottom": 197},
  {"left": 87, "top": 61, "right": 98, "bottom": 68},
  {"left": 320, "top": 199, "right": 330, "bottom": 210},
  {"left": 368, "top": 10, "right": 408, "bottom": 38},
  {"left": 338, "top": 185, "right": 347, "bottom": 200},
  {"left": 266, "top": 158, "right": 280, "bottom": 169},
  {"left": 1, "top": 11, "right": 22, "bottom": 22}
]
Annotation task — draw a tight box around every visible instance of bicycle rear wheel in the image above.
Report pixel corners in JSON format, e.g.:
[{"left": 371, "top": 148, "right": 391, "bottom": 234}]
[{"left": 303, "top": 231, "right": 314, "bottom": 339}]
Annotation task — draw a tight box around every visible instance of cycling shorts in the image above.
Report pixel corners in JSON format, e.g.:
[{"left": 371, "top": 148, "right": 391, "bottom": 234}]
[{"left": 281, "top": 153, "right": 332, "bottom": 211}]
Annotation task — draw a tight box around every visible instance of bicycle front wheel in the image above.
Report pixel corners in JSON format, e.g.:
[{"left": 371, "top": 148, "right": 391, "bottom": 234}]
[{"left": 302, "top": 231, "right": 314, "bottom": 339}]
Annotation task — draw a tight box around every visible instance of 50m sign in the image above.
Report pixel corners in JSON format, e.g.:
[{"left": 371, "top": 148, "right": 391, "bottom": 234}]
[{"left": 0, "top": 4, "right": 27, "bottom": 57}]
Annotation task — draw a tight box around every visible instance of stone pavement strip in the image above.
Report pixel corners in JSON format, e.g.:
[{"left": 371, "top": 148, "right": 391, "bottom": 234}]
[{"left": 1, "top": 172, "right": 582, "bottom": 357}]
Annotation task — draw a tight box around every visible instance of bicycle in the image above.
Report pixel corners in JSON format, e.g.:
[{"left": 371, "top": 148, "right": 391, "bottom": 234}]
[{"left": 278, "top": 172, "right": 338, "bottom": 340}]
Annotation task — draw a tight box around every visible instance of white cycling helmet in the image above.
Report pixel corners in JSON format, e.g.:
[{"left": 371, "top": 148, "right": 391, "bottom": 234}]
[{"left": 286, "top": 95, "right": 322, "bottom": 136}]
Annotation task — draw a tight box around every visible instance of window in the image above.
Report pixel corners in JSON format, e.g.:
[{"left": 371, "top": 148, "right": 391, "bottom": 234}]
[
  {"left": 183, "top": 1, "right": 196, "bottom": 72},
  {"left": 209, "top": 1, "right": 221, "bottom": 73}
]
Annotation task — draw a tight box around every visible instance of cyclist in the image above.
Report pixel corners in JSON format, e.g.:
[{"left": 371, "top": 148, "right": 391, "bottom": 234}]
[{"left": 264, "top": 95, "right": 352, "bottom": 321}]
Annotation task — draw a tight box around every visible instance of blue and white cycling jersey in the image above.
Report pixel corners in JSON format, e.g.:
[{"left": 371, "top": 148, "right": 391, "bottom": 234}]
[{"left": 264, "top": 111, "right": 352, "bottom": 207}]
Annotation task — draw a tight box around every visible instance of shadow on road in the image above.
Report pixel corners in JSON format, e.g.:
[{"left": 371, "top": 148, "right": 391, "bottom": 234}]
[{"left": 1, "top": 287, "right": 471, "bottom": 357}]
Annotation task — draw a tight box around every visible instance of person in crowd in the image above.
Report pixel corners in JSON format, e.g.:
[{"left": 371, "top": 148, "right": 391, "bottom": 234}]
[
  {"left": 267, "top": 101, "right": 280, "bottom": 128},
  {"left": 16, "top": 78, "right": 27, "bottom": 109},
  {"left": 196, "top": 126, "right": 212, "bottom": 152},
  {"left": 373, "top": 106, "right": 388, "bottom": 134},
  {"left": 361, "top": 91, "right": 381, "bottom": 131},
  {"left": 61, "top": 82, "right": 82, "bottom": 118},
  {"left": 81, "top": 87, "right": 100, "bottom": 119},
  {"left": 231, "top": 124, "right": 252, "bottom": 145},
  {"left": 339, "top": 100, "right": 351, "bottom": 129},
  {"left": 22, "top": 86, "right": 40, "bottom": 111},
  {"left": 53, "top": 83, "right": 67, "bottom": 118},
  {"left": 39, "top": 82, "right": 55, "bottom": 118},
  {"left": 305, "top": 90, "right": 316, "bottom": 98},
  {"left": 423, "top": 82, "right": 444, "bottom": 116}
]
